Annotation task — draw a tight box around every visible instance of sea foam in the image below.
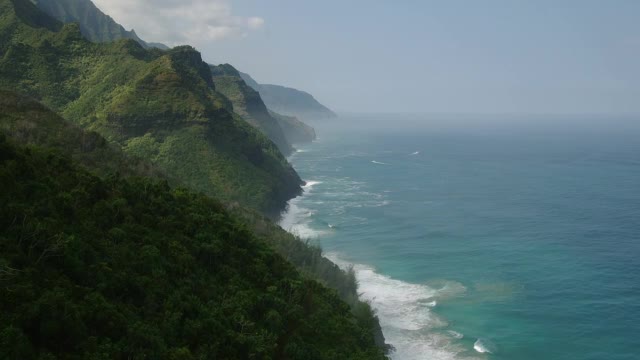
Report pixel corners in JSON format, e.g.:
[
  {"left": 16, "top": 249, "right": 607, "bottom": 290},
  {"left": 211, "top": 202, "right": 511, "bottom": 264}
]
[
  {"left": 279, "top": 180, "right": 327, "bottom": 239},
  {"left": 325, "top": 253, "right": 476, "bottom": 360}
]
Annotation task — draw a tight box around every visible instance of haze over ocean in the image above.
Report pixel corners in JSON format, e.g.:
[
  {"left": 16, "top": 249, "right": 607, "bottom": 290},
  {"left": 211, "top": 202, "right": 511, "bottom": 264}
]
[{"left": 281, "top": 114, "right": 640, "bottom": 360}]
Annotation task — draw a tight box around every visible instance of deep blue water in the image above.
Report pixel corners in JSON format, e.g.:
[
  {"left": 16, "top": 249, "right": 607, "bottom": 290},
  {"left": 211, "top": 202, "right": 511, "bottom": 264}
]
[{"left": 280, "top": 114, "right": 640, "bottom": 360}]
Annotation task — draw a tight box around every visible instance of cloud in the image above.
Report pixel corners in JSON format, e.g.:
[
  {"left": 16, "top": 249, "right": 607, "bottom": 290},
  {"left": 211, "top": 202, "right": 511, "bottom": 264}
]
[{"left": 92, "top": 0, "right": 264, "bottom": 45}]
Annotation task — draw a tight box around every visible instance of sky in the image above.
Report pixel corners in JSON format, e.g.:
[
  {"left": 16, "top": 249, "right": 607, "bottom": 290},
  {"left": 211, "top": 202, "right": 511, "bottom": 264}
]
[{"left": 92, "top": 0, "right": 640, "bottom": 114}]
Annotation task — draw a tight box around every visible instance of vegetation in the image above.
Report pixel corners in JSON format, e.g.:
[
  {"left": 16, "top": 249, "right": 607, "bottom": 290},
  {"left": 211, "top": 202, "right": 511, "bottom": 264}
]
[
  {"left": 0, "top": 0, "right": 391, "bottom": 356},
  {"left": 210, "top": 64, "right": 293, "bottom": 155},
  {"left": 0, "top": 90, "right": 165, "bottom": 179},
  {"left": 1, "top": 89, "right": 390, "bottom": 356},
  {"left": 33, "top": 0, "right": 168, "bottom": 49},
  {"left": 0, "top": 0, "right": 302, "bottom": 215},
  {"left": 240, "top": 72, "right": 337, "bottom": 121},
  {"left": 0, "top": 131, "right": 387, "bottom": 359}
]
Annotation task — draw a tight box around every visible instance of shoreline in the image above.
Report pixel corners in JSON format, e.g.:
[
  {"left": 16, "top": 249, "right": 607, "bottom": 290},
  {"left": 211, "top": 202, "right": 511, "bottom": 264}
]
[{"left": 279, "top": 142, "right": 487, "bottom": 360}]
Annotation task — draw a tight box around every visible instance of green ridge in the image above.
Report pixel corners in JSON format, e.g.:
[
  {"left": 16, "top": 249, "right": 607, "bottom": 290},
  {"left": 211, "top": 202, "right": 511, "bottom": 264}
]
[
  {"left": 0, "top": 0, "right": 302, "bottom": 215},
  {"left": 210, "top": 63, "right": 293, "bottom": 155}
]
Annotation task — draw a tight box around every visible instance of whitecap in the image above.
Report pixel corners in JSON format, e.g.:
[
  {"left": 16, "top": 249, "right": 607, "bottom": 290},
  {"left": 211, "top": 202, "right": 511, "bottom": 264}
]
[
  {"left": 474, "top": 338, "right": 497, "bottom": 354},
  {"left": 410, "top": 151, "right": 420, "bottom": 155},
  {"left": 303, "top": 180, "right": 322, "bottom": 191},
  {"left": 371, "top": 160, "right": 389, "bottom": 165}
]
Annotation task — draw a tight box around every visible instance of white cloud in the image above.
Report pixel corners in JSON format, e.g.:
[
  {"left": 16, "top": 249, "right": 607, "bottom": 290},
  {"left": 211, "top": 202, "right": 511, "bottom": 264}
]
[{"left": 92, "top": 0, "right": 265, "bottom": 45}]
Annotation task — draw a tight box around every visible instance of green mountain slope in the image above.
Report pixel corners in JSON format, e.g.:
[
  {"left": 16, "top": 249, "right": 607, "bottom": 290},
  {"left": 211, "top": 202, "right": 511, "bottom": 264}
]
[
  {"left": 210, "top": 64, "right": 293, "bottom": 155},
  {"left": 0, "top": 89, "right": 389, "bottom": 355},
  {"left": 33, "top": 0, "right": 169, "bottom": 49},
  {"left": 0, "top": 126, "right": 387, "bottom": 359},
  {"left": 240, "top": 71, "right": 337, "bottom": 121},
  {"left": 0, "top": 0, "right": 302, "bottom": 215},
  {"left": 0, "top": 90, "right": 165, "bottom": 179}
]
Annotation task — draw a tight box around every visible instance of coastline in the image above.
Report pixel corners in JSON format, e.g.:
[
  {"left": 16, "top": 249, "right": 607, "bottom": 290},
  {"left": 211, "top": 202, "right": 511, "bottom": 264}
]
[{"left": 278, "top": 138, "right": 486, "bottom": 360}]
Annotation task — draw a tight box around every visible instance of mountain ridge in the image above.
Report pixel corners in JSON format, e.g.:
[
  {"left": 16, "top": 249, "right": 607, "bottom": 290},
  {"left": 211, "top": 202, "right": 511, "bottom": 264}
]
[
  {"left": 0, "top": 0, "right": 302, "bottom": 215},
  {"left": 240, "top": 71, "right": 337, "bottom": 121},
  {"left": 32, "top": 0, "right": 169, "bottom": 49}
]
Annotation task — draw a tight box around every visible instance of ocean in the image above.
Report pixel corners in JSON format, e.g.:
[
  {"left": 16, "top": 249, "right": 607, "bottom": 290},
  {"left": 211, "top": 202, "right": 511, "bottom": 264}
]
[{"left": 280, "top": 114, "right": 640, "bottom": 360}]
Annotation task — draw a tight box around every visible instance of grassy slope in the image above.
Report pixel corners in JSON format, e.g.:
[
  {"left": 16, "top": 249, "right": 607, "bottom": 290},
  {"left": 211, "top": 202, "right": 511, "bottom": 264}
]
[{"left": 0, "top": 0, "right": 302, "bottom": 215}]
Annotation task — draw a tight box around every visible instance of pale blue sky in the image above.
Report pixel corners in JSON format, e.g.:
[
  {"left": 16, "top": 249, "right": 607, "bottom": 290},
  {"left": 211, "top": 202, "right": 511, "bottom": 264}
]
[{"left": 99, "top": 0, "right": 640, "bottom": 114}]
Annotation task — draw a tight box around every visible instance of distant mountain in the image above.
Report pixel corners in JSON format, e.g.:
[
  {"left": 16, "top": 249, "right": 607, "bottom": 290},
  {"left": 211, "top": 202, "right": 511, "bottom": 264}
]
[
  {"left": 33, "top": 0, "right": 169, "bottom": 49},
  {"left": 240, "top": 72, "right": 337, "bottom": 121},
  {"left": 270, "top": 110, "right": 316, "bottom": 144},
  {"left": 211, "top": 64, "right": 316, "bottom": 153}
]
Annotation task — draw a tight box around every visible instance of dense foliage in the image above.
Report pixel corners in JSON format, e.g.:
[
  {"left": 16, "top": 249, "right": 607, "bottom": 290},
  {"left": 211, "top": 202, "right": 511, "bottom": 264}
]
[
  {"left": 0, "top": 0, "right": 302, "bottom": 215},
  {"left": 0, "top": 90, "right": 165, "bottom": 179},
  {"left": 33, "top": 0, "right": 168, "bottom": 49},
  {"left": 0, "top": 0, "right": 391, "bottom": 356},
  {"left": 0, "top": 133, "right": 387, "bottom": 359},
  {"left": 239, "top": 72, "right": 337, "bottom": 121}
]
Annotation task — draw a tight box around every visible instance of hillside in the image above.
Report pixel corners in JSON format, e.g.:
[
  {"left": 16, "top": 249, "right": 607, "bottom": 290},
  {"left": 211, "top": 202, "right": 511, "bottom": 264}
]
[
  {"left": 33, "top": 0, "right": 316, "bottom": 151},
  {"left": 0, "top": 113, "right": 387, "bottom": 359},
  {"left": 0, "top": 0, "right": 302, "bottom": 215},
  {"left": 210, "top": 64, "right": 293, "bottom": 155},
  {"left": 240, "top": 71, "right": 337, "bottom": 121},
  {"left": 33, "top": 0, "right": 168, "bottom": 49},
  {"left": 0, "top": 90, "right": 165, "bottom": 179},
  {"left": 0, "top": 89, "right": 389, "bottom": 355}
]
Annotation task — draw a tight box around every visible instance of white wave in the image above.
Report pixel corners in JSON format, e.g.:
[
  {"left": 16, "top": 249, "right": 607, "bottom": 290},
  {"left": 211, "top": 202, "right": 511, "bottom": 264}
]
[
  {"left": 279, "top": 180, "right": 326, "bottom": 239},
  {"left": 325, "top": 253, "right": 474, "bottom": 360},
  {"left": 473, "top": 338, "right": 497, "bottom": 354},
  {"left": 371, "top": 160, "right": 389, "bottom": 165},
  {"left": 424, "top": 300, "right": 437, "bottom": 308},
  {"left": 410, "top": 151, "right": 420, "bottom": 155},
  {"left": 303, "top": 180, "right": 322, "bottom": 190}
]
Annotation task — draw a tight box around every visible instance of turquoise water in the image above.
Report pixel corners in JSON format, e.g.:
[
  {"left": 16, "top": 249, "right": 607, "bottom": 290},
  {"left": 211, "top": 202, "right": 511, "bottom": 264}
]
[{"left": 280, "top": 114, "right": 640, "bottom": 360}]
